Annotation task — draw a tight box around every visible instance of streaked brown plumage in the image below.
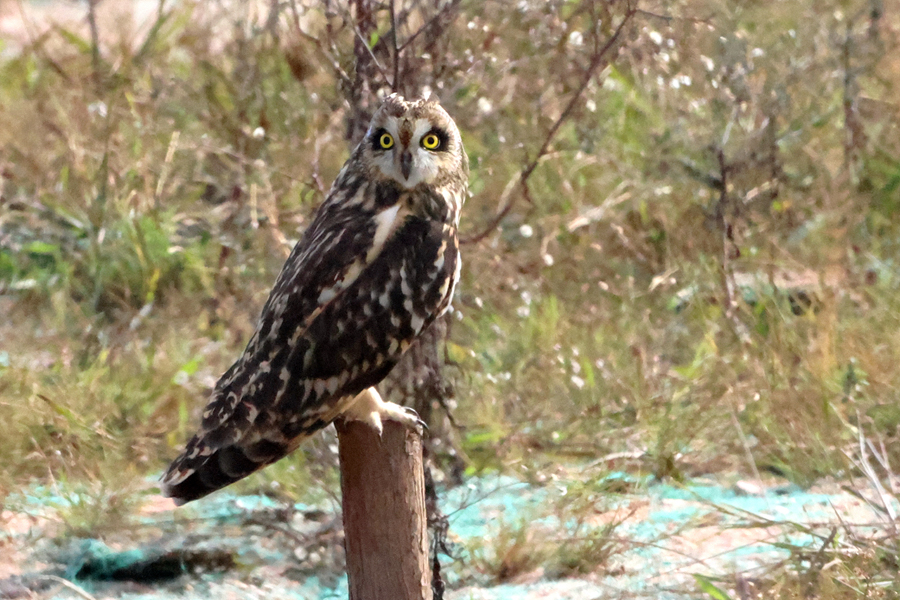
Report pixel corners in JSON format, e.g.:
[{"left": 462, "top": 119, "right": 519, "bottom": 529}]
[{"left": 160, "top": 94, "right": 468, "bottom": 504}]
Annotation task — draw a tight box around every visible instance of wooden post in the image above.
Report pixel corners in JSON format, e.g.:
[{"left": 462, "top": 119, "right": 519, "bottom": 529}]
[{"left": 337, "top": 418, "right": 432, "bottom": 600}]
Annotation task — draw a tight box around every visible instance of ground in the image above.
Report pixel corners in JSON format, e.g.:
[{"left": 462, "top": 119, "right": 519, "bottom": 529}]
[{"left": 1, "top": 473, "right": 892, "bottom": 600}]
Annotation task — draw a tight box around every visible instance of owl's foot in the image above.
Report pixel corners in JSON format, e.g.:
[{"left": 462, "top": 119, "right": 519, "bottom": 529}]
[{"left": 343, "top": 387, "right": 426, "bottom": 436}]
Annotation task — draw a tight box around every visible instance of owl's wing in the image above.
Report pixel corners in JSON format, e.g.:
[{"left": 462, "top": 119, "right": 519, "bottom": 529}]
[{"left": 160, "top": 181, "right": 460, "bottom": 504}]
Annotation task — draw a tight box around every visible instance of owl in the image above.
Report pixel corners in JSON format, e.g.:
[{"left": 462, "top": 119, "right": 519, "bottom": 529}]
[{"left": 160, "top": 94, "right": 468, "bottom": 505}]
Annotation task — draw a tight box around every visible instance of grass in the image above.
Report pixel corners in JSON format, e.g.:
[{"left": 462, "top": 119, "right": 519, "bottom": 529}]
[
  {"left": 460, "top": 474, "right": 629, "bottom": 586},
  {"left": 1, "top": 0, "right": 900, "bottom": 596}
]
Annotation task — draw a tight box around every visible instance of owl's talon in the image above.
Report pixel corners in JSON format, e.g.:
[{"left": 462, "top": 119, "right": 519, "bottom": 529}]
[
  {"left": 343, "top": 388, "right": 427, "bottom": 437},
  {"left": 401, "top": 407, "right": 429, "bottom": 432}
]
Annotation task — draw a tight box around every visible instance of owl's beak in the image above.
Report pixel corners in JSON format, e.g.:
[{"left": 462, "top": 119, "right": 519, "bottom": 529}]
[{"left": 399, "top": 150, "right": 413, "bottom": 180}]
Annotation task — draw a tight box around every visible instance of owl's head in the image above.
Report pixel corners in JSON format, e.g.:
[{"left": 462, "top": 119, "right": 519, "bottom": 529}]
[{"left": 363, "top": 94, "right": 467, "bottom": 190}]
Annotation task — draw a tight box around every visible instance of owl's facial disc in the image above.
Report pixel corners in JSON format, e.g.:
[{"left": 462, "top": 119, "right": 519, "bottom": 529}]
[{"left": 369, "top": 117, "right": 450, "bottom": 189}]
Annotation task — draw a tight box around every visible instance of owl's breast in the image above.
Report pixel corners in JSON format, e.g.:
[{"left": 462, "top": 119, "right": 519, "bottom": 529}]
[
  {"left": 358, "top": 214, "right": 458, "bottom": 343},
  {"left": 293, "top": 214, "right": 459, "bottom": 401}
]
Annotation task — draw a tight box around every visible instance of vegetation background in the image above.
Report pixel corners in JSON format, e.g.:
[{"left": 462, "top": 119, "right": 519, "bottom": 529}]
[{"left": 0, "top": 0, "right": 898, "bottom": 598}]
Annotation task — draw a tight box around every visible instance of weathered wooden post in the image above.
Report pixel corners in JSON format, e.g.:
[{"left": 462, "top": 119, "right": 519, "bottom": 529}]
[{"left": 337, "top": 416, "right": 432, "bottom": 600}]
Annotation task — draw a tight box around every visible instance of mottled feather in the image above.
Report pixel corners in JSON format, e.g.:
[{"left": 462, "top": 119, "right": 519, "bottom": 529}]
[{"left": 161, "top": 95, "right": 467, "bottom": 504}]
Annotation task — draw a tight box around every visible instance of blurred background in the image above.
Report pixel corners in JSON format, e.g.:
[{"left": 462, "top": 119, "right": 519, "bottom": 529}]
[{"left": 1, "top": 1, "right": 898, "bottom": 598}]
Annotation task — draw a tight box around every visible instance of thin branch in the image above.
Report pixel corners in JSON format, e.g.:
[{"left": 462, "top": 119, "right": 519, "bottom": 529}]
[
  {"left": 714, "top": 145, "right": 752, "bottom": 345},
  {"left": 348, "top": 0, "right": 380, "bottom": 143},
  {"left": 390, "top": 0, "right": 400, "bottom": 91},
  {"left": 86, "top": 0, "right": 102, "bottom": 88},
  {"left": 286, "top": 2, "right": 354, "bottom": 89},
  {"left": 636, "top": 8, "right": 674, "bottom": 23},
  {"left": 352, "top": 24, "right": 391, "bottom": 85},
  {"left": 729, "top": 404, "right": 767, "bottom": 508},
  {"left": 462, "top": 3, "right": 638, "bottom": 244},
  {"left": 264, "top": 0, "right": 281, "bottom": 38},
  {"left": 38, "top": 576, "right": 99, "bottom": 600},
  {"left": 397, "top": 0, "right": 463, "bottom": 53}
]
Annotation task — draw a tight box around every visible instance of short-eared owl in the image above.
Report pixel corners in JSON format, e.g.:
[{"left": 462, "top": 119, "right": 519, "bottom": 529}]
[{"left": 161, "top": 94, "right": 468, "bottom": 504}]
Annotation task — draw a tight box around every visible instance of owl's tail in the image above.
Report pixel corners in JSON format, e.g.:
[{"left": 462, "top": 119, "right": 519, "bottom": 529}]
[{"left": 160, "top": 435, "right": 291, "bottom": 505}]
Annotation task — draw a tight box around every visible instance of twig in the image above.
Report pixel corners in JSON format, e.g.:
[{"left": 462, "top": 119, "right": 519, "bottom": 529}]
[
  {"left": 839, "top": 483, "right": 893, "bottom": 518},
  {"left": 264, "top": 0, "right": 281, "bottom": 38},
  {"left": 713, "top": 145, "right": 752, "bottom": 345},
  {"left": 635, "top": 8, "right": 674, "bottom": 23},
  {"left": 287, "top": 0, "right": 353, "bottom": 89},
  {"left": 352, "top": 24, "right": 391, "bottom": 86},
  {"left": 849, "top": 419, "right": 898, "bottom": 528},
  {"left": 348, "top": 0, "right": 380, "bottom": 143},
  {"left": 389, "top": 0, "right": 400, "bottom": 91},
  {"left": 397, "top": 0, "right": 463, "bottom": 53},
  {"left": 729, "top": 403, "right": 768, "bottom": 508},
  {"left": 38, "top": 576, "right": 99, "bottom": 600},
  {"left": 86, "top": 0, "right": 101, "bottom": 88},
  {"left": 154, "top": 131, "right": 180, "bottom": 210},
  {"left": 461, "top": 3, "right": 638, "bottom": 244}
]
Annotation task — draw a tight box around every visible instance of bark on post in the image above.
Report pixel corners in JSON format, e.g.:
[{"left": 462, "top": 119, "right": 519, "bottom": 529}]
[{"left": 337, "top": 418, "right": 432, "bottom": 600}]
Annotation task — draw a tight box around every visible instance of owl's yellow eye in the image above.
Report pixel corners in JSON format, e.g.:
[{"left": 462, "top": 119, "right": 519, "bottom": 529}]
[
  {"left": 421, "top": 134, "right": 441, "bottom": 150},
  {"left": 379, "top": 133, "right": 394, "bottom": 149}
]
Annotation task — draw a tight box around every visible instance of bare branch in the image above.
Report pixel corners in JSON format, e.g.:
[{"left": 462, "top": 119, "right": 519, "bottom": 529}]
[
  {"left": 390, "top": 0, "right": 400, "bottom": 91},
  {"left": 286, "top": 1, "right": 354, "bottom": 89},
  {"left": 462, "top": 3, "right": 639, "bottom": 245},
  {"left": 636, "top": 8, "right": 674, "bottom": 23},
  {"left": 352, "top": 24, "right": 391, "bottom": 85},
  {"left": 398, "top": 0, "right": 463, "bottom": 53},
  {"left": 86, "top": 0, "right": 101, "bottom": 88}
]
